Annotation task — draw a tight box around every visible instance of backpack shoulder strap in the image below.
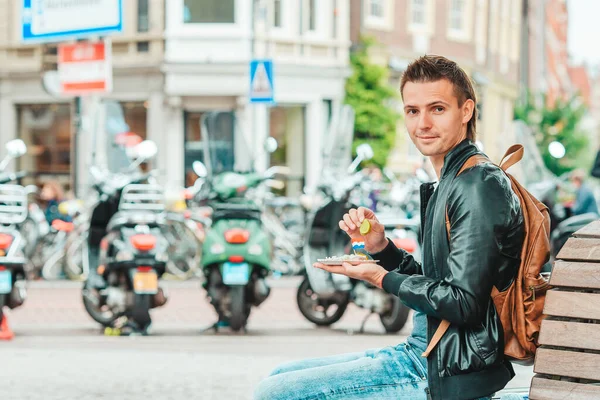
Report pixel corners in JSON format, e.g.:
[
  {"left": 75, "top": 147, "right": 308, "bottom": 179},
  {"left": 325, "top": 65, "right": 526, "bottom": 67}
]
[
  {"left": 499, "top": 145, "right": 524, "bottom": 172},
  {"left": 444, "top": 154, "right": 489, "bottom": 240}
]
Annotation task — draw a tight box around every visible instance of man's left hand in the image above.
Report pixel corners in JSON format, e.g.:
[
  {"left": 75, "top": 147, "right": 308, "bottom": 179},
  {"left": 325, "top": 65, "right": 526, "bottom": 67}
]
[{"left": 313, "top": 261, "right": 388, "bottom": 289}]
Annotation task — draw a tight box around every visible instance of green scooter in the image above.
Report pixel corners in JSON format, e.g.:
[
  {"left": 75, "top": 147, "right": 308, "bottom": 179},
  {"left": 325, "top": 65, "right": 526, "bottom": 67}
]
[{"left": 190, "top": 112, "right": 285, "bottom": 332}]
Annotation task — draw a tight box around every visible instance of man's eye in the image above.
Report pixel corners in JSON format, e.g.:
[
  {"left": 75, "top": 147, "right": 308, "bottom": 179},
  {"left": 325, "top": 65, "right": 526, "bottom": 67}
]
[
  {"left": 434, "top": 107, "right": 444, "bottom": 113},
  {"left": 407, "top": 109, "right": 418, "bottom": 115}
]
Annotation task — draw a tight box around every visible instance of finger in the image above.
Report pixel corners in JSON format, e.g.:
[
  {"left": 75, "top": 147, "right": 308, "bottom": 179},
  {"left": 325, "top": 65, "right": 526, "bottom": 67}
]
[
  {"left": 357, "top": 207, "right": 374, "bottom": 222},
  {"left": 357, "top": 207, "right": 366, "bottom": 222},
  {"left": 339, "top": 220, "right": 350, "bottom": 233},
  {"left": 343, "top": 214, "right": 356, "bottom": 230},
  {"left": 348, "top": 208, "right": 360, "bottom": 226}
]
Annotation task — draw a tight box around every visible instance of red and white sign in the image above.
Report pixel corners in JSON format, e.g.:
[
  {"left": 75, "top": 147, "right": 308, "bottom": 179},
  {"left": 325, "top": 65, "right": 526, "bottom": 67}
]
[{"left": 58, "top": 40, "right": 112, "bottom": 95}]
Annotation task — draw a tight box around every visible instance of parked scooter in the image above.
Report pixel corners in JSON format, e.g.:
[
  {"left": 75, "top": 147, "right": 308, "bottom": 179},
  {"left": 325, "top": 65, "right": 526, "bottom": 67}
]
[
  {"left": 0, "top": 139, "right": 31, "bottom": 339},
  {"left": 81, "top": 140, "right": 169, "bottom": 335},
  {"left": 297, "top": 144, "right": 411, "bottom": 333},
  {"left": 192, "top": 111, "right": 282, "bottom": 332}
]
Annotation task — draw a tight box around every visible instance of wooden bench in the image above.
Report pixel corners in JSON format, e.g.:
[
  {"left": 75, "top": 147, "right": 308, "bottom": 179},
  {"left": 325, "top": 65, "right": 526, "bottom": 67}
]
[{"left": 529, "top": 220, "right": 600, "bottom": 399}]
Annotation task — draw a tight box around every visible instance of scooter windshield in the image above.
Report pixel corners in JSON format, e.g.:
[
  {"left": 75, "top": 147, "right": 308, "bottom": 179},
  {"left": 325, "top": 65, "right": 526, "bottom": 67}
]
[
  {"left": 104, "top": 101, "right": 139, "bottom": 174},
  {"left": 201, "top": 111, "right": 253, "bottom": 178},
  {"left": 321, "top": 105, "right": 355, "bottom": 183}
]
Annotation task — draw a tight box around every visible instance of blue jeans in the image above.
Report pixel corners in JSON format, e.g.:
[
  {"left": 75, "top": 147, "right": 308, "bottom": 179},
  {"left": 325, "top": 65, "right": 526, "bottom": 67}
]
[{"left": 254, "top": 343, "right": 493, "bottom": 400}]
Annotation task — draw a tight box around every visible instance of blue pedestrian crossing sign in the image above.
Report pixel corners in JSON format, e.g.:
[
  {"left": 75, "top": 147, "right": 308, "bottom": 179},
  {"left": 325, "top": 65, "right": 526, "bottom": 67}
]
[{"left": 249, "top": 59, "right": 275, "bottom": 103}]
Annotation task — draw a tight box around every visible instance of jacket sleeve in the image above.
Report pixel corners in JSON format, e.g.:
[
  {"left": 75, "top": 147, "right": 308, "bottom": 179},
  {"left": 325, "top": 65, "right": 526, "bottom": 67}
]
[
  {"left": 371, "top": 238, "right": 422, "bottom": 275},
  {"left": 387, "top": 167, "right": 521, "bottom": 327}
]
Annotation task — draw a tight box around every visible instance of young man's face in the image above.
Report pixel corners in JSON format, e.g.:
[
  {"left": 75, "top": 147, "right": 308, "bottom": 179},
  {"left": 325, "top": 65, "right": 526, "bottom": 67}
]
[{"left": 402, "top": 79, "right": 474, "bottom": 159}]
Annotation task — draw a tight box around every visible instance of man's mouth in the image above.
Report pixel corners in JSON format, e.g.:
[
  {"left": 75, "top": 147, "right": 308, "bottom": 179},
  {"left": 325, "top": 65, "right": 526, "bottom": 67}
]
[{"left": 417, "top": 135, "right": 438, "bottom": 140}]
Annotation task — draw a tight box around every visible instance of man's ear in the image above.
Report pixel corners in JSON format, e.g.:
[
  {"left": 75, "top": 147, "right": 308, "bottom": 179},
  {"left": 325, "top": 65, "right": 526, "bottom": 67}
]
[{"left": 462, "top": 99, "right": 475, "bottom": 124}]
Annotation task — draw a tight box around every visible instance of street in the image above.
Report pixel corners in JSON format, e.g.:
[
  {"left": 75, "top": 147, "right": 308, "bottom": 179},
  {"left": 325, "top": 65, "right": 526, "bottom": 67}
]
[{"left": 1, "top": 277, "right": 534, "bottom": 400}]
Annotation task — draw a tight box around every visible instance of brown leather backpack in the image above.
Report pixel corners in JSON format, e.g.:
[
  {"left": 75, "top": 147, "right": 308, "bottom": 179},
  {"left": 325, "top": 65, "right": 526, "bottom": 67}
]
[{"left": 422, "top": 145, "right": 551, "bottom": 364}]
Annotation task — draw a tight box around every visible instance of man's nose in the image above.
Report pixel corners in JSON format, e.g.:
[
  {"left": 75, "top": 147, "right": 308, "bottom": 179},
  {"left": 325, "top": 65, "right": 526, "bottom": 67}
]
[{"left": 418, "top": 112, "right": 432, "bottom": 130}]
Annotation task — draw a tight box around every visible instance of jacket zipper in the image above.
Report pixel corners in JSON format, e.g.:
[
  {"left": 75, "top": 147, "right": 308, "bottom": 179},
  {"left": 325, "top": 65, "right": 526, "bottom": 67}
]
[{"left": 529, "top": 281, "right": 549, "bottom": 301}]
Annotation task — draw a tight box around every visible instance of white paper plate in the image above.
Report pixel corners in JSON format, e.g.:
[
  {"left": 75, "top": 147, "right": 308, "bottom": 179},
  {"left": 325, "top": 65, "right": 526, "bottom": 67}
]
[{"left": 316, "top": 259, "right": 380, "bottom": 266}]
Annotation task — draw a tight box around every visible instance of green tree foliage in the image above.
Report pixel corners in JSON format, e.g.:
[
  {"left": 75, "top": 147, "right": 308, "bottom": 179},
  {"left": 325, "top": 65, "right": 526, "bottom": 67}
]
[
  {"left": 514, "top": 93, "right": 589, "bottom": 176},
  {"left": 345, "top": 37, "right": 401, "bottom": 168}
]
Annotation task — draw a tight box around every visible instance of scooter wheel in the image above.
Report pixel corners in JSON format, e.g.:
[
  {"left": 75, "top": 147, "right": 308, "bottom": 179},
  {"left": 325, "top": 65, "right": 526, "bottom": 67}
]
[
  {"left": 296, "top": 277, "right": 349, "bottom": 327},
  {"left": 379, "top": 295, "right": 410, "bottom": 333},
  {"left": 229, "top": 286, "right": 248, "bottom": 332}
]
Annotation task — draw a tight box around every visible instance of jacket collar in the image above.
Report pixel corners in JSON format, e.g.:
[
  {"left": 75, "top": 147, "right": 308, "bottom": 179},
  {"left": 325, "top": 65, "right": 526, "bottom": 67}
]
[{"left": 440, "top": 139, "right": 481, "bottom": 179}]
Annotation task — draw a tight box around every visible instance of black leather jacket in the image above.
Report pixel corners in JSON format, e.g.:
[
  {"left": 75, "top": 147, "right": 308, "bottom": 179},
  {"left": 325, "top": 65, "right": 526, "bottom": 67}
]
[{"left": 375, "top": 140, "right": 524, "bottom": 400}]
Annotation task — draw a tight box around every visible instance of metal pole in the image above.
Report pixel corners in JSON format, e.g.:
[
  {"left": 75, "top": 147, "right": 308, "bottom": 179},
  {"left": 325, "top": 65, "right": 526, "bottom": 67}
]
[{"left": 72, "top": 96, "right": 81, "bottom": 198}]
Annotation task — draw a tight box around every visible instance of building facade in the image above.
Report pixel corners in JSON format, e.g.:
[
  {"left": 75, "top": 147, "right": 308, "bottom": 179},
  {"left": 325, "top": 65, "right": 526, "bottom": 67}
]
[
  {"left": 0, "top": 0, "right": 165, "bottom": 193},
  {"left": 0, "top": 0, "right": 352, "bottom": 196},
  {"left": 162, "top": 0, "right": 351, "bottom": 194}
]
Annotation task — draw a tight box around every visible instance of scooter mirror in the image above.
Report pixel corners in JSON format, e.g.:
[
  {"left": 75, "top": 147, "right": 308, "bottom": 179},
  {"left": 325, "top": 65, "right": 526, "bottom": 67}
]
[
  {"left": 134, "top": 140, "right": 158, "bottom": 161},
  {"left": 356, "top": 143, "right": 374, "bottom": 161},
  {"left": 264, "top": 137, "right": 278, "bottom": 153},
  {"left": 192, "top": 161, "right": 208, "bottom": 178},
  {"left": 5, "top": 139, "right": 27, "bottom": 158}
]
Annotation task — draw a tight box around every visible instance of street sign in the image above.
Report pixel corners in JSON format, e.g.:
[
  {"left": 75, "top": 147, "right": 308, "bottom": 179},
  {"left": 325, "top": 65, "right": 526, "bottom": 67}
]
[
  {"left": 58, "top": 40, "right": 112, "bottom": 95},
  {"left": 21, "top": 0, "right": 123, "bottom": 43},
  {"left": 249, "top": 59, "right": 275, "bottom": 103}
]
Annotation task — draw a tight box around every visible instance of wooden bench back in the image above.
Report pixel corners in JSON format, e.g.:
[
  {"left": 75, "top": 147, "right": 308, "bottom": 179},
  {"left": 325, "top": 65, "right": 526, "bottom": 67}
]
[{"left": 529, "top": 220, "right": 600, "bottom": 399}]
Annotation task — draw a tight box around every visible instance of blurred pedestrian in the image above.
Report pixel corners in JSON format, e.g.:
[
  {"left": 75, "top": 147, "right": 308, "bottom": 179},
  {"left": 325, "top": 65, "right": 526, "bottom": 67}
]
[
  {"left": 570, "top": 169, "right": 599, "bottom": 215},
  {"left": 39, "top": 180, "right": 70, "bottom": 224}
]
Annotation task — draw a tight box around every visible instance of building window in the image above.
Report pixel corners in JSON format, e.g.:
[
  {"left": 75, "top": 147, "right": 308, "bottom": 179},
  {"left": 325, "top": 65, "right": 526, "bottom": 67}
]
[
  {"left": 273, "top": 0, "right": 282, "bottom": 27},
  {"left": 137, "top": 0, "right": 149, "bottom": 32},
  {"left": 369, "top": 0, "right": 384, "bottom": 18},
  {"left": 412, "top": 0, "right": 426, "bottom": 25},
  {"left": 184, "top": 0, "right": 235, "bottom": 24},
  {"left": 137, "top": 41, "right": 149, "bottom": 52},
  {"left": 18, "top": 104, "right": 71, "bottom": 180},
  {"left": 308, "top": 0, "right": 316, "bottom": 31},
  {"left": 449, "top": 0, "right": 464, "bottom": 31}
]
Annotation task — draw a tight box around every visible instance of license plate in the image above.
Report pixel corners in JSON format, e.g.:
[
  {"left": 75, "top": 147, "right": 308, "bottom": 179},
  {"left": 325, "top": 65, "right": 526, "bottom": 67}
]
[
  {"left": 222, "top": 262, "right": 250, "bottom": 285},
  {"left": 133, "top": 271, "right": 158, "bottom": 294},
  {"left": 0, "top": 270, "right": 12, "bottom": 294}
]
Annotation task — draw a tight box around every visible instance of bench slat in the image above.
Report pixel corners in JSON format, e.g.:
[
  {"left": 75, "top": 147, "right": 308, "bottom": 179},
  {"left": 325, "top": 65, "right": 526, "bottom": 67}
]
[
  {"left": 549, "top": 261, "right": 600, "bottom": 289},
  {"left": 534, "top": 348, "right": 600, "bottom": 381},
  {"left": 538, "top": 320, "right": 600, "bottom": 351},
  {"left": 556, "top": 238, "right": 600, "bottom": 262},
  {"left": 543, "top": 290, "right": 600, "bottom": 320},
  {"left": 530, "top": 376, "right": 600, "bottom": 400},
  {"left": 573, "top": 220, "right": 600, "bottom": 239}
]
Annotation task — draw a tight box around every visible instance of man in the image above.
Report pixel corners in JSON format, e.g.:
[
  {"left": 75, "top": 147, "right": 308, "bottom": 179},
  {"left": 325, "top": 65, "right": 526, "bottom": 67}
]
[
  {"left": 570, "top": 169, "right": 599, "bottom": 216},
  {"left": 254, "top": 55, "right": 524, "bottom": 400}
]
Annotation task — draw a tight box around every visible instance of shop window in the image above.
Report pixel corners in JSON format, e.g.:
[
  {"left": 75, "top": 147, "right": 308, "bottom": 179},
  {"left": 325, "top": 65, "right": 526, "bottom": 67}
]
[{"left": 18, "top": 104, "right": 71, "bottom": 179}]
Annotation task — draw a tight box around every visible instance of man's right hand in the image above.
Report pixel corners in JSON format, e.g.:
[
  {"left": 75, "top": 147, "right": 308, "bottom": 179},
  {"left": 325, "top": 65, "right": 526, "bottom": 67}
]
[{"left": 339, "top": 207, "right": 388, "bottom": 254}]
